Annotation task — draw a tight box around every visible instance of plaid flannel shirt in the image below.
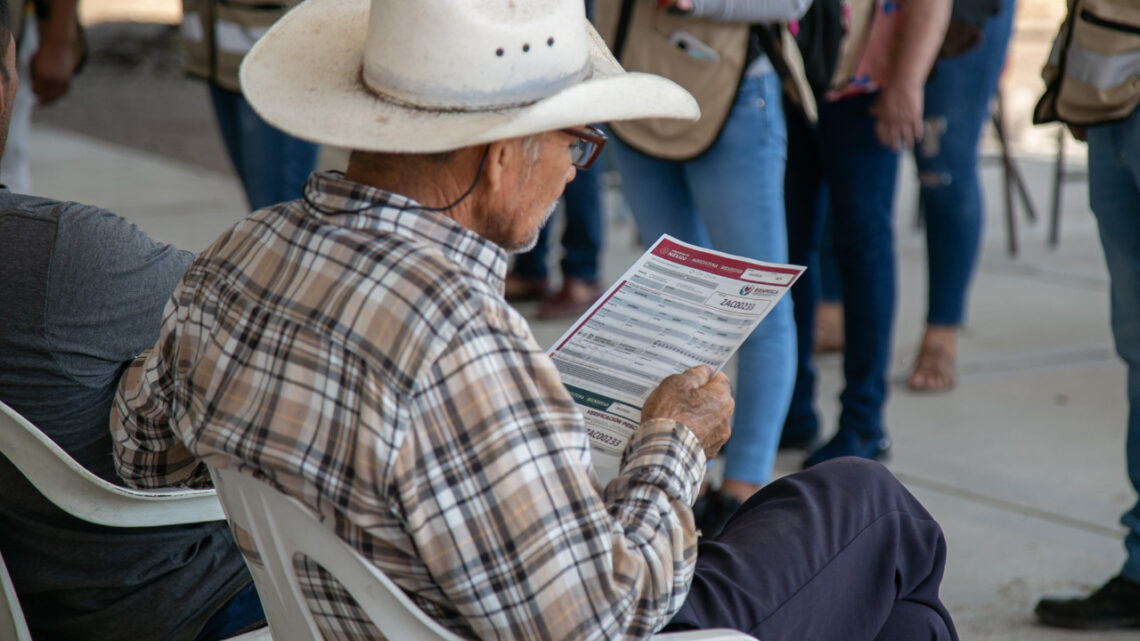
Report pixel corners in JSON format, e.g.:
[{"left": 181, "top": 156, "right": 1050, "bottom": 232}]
[{"left": 111, "top": 171, "right": 706, "bottom": 640}]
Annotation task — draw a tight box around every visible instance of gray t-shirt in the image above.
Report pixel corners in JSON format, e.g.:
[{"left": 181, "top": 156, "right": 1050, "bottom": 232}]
[{"left": 0, "top": 194, "right": 251, "bottom": 641}]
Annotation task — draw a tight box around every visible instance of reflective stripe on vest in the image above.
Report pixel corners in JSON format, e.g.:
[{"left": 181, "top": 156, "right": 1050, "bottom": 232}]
[
  {"left": 1066, "top": 43, "right": 1140, "bottom": 90},
  {"left": 181, "top": 12, "right": 205, "bottom": 43},
  {"left": 214, "top": 21, "right": 270, "bottom": 55}
]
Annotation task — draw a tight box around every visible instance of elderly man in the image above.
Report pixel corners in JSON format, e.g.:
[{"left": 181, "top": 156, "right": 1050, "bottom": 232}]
[{"left": 112, "top": 1, "right": 958, "bottom": 639}]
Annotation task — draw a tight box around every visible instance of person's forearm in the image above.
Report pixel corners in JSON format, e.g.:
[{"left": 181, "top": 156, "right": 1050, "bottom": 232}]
[
  {"left": 688, "top": 0, "right": 811, "bottom": 24},
  {"left": 38, "top": 0, "right": 78, "bottom": 51},
  {"left": 889, "top": 0, "right": 952, "bottom": 89}
]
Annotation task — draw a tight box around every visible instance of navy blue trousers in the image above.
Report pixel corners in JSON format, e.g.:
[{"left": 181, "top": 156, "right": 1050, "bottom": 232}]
[{"left": 668, "top": 458, "right": 957, "bottom": 641}]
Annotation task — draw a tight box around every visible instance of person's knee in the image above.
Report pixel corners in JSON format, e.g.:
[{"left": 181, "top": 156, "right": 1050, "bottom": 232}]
[
  {"left": 802, "top": 458, "right": 912, "bottom": 506},
  {"left": 807, "top": 456, "right": 892, "bottom": 484}
]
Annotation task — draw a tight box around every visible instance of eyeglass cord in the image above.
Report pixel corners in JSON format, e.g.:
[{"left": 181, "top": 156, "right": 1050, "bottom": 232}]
[{"left": 302, "top": 146, "right": 490, "bottom": 217}]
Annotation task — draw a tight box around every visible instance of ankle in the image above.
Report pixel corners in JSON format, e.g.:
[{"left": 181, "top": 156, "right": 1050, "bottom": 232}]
[
  {"left": 920, "top": 325, "right": 957, "bottom": 350},
  {"left": 719, "top": 479, "right": 760, "bottom": 503}
]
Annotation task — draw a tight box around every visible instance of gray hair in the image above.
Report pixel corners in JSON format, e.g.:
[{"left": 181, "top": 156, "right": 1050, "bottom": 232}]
[{"left": 348, "top": 132, "right": 548, "bottom": 180}]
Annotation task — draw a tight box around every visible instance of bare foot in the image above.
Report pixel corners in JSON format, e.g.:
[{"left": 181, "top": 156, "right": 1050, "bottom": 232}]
[
  {"left": 814, "top": 301, "right": 844, "bottom": 354},
  {"left": 907, "top": 326, "right": 957, "bottom": 392}
]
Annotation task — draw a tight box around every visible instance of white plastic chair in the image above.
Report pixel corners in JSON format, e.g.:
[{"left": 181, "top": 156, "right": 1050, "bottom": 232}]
[
  {"left": 0, "top": 400, "right": 270, "bottom": 641},
  {"left": 209, "top": 466, "right": 758, "bottom": 641}
]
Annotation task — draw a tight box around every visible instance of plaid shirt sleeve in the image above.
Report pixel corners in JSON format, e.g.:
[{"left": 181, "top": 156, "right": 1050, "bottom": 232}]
[
  {"left": 392, "top": 298, "right": 706, "bottom": 641},
  {"left": 111, "top": 334, "right": 212, "bottom": 489}
]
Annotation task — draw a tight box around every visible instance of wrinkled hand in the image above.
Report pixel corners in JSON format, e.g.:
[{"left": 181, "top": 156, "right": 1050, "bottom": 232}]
[
  {"left": 30, "top": 37, "right": 77, "bottom": 105},
  {"left": 870, "top": 82, "right": 924, "bottom": 152},
  {"left": 642, "top": 365, "right": 734, "bottom": 460}
]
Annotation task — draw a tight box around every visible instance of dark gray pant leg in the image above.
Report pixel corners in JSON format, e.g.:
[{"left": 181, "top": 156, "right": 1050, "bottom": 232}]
[{"left": 668, "top": 458, "right": 956, "bottom": 641}]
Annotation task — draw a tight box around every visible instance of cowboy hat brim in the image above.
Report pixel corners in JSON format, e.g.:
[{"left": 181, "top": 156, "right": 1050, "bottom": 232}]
[{"left": 240, "top": 0, "right": 700, "bottom": 153}]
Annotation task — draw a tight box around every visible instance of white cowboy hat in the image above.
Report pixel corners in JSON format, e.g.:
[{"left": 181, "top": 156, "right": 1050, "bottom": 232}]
[{"left": 240, "top": 0, "right": 699, "bottom": 153}]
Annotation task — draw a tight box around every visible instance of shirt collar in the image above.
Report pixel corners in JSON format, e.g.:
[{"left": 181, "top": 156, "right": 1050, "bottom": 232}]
[{"left": 301, "top": 171, "right": 508, "bottom": 290}]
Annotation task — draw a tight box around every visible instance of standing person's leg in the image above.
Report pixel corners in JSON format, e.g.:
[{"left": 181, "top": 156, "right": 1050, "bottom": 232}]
[
  {"left": 806, "top": 93, "right": 899, "bottom": 466},
  {"left": 684, "top": 72, "right": 795, "bottom": 505},
  {"left": 557, "top": 164, "right": 603, "bottom": 285},
  {"left": 538, "top": 165, "right": 604, "bottom": 319},
  {"left": 211, "top": 85, "right": 320, "bottom": 211},
  {"left": 1036, "top": 111, "right": 1140, "bottom": 629},
  {"left": 781, "top": 102, "right": 828, "bottom": 450},
  {"left": 0, "top": 20, "right": 36, "bottom": 193},
  {"left": 208, "top": 84, "right": 247, "bottom": 195},
  {"left": 910, "top": 0, "right": 1015, "bottom": 392},
  {"left": 231, "top": 93, "right": 319, "bottom": 210},
  {"left": 815, "top": 211, "right": 844, "bottom": 353},
  {"left": 667, "top": 459, "right": 957, "bottom": 641}
]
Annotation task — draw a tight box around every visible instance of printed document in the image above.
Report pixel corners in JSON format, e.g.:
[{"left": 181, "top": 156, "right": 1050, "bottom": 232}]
[{"left": 547, "top": 234, "right": 805, "bottom": 484}]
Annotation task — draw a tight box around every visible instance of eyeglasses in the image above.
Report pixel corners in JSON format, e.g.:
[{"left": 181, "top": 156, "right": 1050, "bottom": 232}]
[{"left": 560, "top": 125, "right": 607, "bottom": 170}]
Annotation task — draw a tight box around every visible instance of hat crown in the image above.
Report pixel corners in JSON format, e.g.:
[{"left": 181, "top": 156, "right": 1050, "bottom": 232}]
[{"left": 362, "top": 0, "right": 591, "bottom": 110}]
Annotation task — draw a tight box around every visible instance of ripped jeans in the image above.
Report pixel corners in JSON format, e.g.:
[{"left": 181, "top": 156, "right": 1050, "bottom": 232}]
[{"left": 913, "top": 0, "right": 1015, "bottom": 327}]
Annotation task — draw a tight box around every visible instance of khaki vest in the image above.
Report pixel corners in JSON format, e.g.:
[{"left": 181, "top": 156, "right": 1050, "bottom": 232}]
[
  {"left": 180, "top": 0, "right": 297, "bottom": 92},
  {"left": 1035, "top": 0, "right": 1140, "bottom": 126},
  {"left": 594, "top": 0, "right": 814, "bottom": 161}
]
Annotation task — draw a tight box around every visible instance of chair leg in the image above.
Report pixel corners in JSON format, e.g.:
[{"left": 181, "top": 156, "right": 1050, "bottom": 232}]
[
  {"left": 992, "top": 108, "right": 1018, "bottom": 257},
  {"left": 1050, "top": 127, "right": 1064, "bottom": 248}
]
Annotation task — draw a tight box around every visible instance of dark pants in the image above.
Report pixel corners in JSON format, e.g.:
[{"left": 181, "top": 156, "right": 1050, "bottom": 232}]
[
  {"left": 785, "top": 93, "right": 900, "bottom": 441},
  {"left": 208, "top": 85, "right": 320, "bottom": 212},
  {"left": 668, "top": 459, "right": 957, "bottom": 641},
  {"left": 192, "top": 581, "right": 267, "bottom": 641}
]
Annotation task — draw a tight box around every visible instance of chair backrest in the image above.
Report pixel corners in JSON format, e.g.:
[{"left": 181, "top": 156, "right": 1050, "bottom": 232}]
[
  {"left": 209, "top": 467, "right": 758, "bottom": 641},
  {"left": 208, "top": 466, "right": 468, "bottom": 641},
  {"left": 0, "top": 399, "right": 224, "bottom": 527}
]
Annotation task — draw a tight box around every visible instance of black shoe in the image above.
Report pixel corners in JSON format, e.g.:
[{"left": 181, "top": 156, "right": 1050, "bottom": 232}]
[
  {"left": 779, "top": 414, "right": 819, "bottom": 450},
  {"left": 803, "top": 427, "right": 890, "bottom": 469},
  {"left": 1036, "top": 576, "right": 1140, "bottom": 629},
  {"left": 691, "top": 488, "right": 743, "bottom": 540},
  {"left": 779, "top": 425, "right": 818, "bottom": 450}
]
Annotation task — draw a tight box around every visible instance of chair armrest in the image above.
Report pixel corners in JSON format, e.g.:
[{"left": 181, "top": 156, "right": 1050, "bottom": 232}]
[{"left": 0, "top": 401, "right": 225, "bottom": 527}]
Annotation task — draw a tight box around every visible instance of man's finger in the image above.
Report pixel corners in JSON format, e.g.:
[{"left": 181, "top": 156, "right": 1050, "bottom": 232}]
[
  {"left": 682, "top": 364, "right": 712, "bottom": 387},
  {"left": 705, "top": 371, "right": 732, "bottom": 394}
]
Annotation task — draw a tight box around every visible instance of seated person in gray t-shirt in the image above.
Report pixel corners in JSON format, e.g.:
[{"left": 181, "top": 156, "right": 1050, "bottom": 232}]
[
  {"left": 0, "top": 203, "right": 265, "bottom": 641},
  {"left": 0, "top": 2, "right": 264, "bottom": 638}
]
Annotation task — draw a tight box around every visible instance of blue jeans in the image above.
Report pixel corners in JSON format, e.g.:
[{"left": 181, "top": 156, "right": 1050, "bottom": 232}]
[
  {"left": 611, "top": 71, "right": 796, "bottom": 485},
  {"left": 1087, "top": 108, "right": 1140, "bottom": 584},
  {"left": 785, "top": 92, "right": 900, "bottom": 441},
  {"left": 512, "top": 165, "right": 603, "bottom": 282},
  {"left": 192, "top": 581, "right": 266, "bottom": 641},
  {"left": 209, "top": 85, "right": 320, "bottom": 211},
  {"left": 915, "top": 0, "right": 1015, "bottom": 326}
]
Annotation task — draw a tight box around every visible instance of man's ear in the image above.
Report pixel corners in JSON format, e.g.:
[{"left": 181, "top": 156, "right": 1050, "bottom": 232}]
[{"left": 482, "top": 139, "right": 515, "bottom": 195}]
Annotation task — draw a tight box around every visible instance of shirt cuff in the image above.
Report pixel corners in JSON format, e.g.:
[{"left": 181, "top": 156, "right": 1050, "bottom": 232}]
[{"left": 620, "top": 417, "right": 706, "bottom": 506}]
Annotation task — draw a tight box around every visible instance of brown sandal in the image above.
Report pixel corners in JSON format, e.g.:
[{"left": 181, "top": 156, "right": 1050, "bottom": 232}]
[{"left": 907, "top": 343, "right": 957, "bottom": 392}]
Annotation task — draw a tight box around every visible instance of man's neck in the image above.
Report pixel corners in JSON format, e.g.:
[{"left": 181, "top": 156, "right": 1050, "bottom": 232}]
[{"left": 343, "top": 150, "right": 482, "bottom": 232}]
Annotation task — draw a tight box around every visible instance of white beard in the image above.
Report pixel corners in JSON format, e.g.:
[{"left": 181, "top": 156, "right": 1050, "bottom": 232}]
[{"left": 508, "top": 199, "right": 560, "bottom": 254}]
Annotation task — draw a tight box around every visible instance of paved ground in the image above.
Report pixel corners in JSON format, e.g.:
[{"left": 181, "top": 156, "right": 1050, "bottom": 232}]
[
  {"left": 34, "top": 21, "right": 229, "bottom": 173},
  {"left": 20, "top": 2, "right": 1140, "bottom": 640}
]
